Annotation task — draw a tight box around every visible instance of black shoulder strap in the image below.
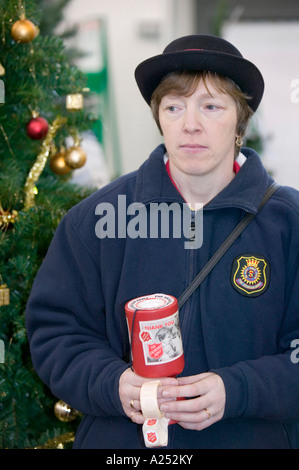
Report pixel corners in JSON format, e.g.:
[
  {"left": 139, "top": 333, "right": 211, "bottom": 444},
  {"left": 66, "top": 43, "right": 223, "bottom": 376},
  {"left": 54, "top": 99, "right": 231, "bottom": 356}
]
[{"left": 177, "top": 182, "right": 280, "bottom": 309}]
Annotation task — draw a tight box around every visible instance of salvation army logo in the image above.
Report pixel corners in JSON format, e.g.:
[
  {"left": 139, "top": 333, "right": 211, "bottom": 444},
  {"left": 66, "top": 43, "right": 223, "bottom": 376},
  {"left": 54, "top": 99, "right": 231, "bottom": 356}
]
[
  {"left": 147, "top": 419, "right": 157, "bottom": 426},
  {"left": 139, "top": 330, "right": 164, "bottom": 361},
  {"left": 147, "top": 432, "right": 158, "bottom": 443},
  {"left": 231, "top": 254, "right": 270, "bottom": 297},
  {"left": 140, "top": 331, "right": 151, "bottom": 343},
  {"left": 148, "top": 343, "right": 163, "bottom": 360}
]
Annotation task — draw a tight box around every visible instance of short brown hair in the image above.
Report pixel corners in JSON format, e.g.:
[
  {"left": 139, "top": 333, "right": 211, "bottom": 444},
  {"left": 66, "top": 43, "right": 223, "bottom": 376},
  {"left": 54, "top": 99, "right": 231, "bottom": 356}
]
[{"left": 150, "top": 70, "right": 253, "bottom": 157}]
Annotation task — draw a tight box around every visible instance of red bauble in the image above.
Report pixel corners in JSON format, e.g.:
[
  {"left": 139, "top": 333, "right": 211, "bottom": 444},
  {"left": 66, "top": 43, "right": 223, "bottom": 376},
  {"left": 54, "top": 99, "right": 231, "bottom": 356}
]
[{"left": 26, "top": 116, "right": 49, "bottom": 140}]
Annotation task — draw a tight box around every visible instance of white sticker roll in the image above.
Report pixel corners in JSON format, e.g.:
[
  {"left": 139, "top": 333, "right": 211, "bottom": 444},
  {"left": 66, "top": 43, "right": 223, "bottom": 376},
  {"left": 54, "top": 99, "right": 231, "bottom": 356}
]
[{"left": 140, "top": 381, "right": 163, "bottom": 419}]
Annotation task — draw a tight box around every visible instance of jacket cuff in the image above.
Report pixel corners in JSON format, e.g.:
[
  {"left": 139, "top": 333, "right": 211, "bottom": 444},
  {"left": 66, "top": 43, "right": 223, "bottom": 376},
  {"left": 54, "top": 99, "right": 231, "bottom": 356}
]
[
  {"left": 211, "top": 365, "right": 248, "bottom": 419},
  {"left": 97, "top": 361, "right": 130, "bottom": 417}
]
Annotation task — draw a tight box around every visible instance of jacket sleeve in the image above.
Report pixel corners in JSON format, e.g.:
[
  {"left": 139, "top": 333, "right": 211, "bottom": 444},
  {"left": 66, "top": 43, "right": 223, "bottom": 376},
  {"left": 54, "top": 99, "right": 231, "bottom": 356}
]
[
  {"left": 26, "top": 209, "right": 129, "bottom": 418},
  {"left": 214, "top": 250, "right": 299, "bottom": 423}
]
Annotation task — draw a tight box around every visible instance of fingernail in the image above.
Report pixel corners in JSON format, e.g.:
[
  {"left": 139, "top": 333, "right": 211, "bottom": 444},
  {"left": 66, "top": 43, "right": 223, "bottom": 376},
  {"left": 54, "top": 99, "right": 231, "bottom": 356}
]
[
  {"left": 162, "top": 389, "right": 170, "bottom": 397},
  {"left": 160, "top": 404, "right": 169, "bottom": 412}
]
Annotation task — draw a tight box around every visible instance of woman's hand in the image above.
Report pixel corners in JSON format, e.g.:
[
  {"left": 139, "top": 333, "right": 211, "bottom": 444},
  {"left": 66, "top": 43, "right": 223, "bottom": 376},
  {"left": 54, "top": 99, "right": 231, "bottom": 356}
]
[
  {"left": 119, "top": 368, "right": 178, "bottom": 424},
  {"left": 160, "top": 372, "right": 226, "bottom": 430}
]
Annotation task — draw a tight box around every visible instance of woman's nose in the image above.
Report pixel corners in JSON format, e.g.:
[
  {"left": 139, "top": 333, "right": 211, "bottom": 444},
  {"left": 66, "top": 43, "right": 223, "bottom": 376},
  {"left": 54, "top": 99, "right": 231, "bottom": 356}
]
[{"left": 183, "top": 108, "right": 202, "bottom": 134}]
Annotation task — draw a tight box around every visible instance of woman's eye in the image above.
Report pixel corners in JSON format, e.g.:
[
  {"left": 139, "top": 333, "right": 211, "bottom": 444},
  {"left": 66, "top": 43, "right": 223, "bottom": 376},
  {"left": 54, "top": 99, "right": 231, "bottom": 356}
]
[
  {"left": 205, "top": 104, "right": 217, "bottom": 110},
  {"left": 167, "top": 106, "right": 177, "bottom": 112}
]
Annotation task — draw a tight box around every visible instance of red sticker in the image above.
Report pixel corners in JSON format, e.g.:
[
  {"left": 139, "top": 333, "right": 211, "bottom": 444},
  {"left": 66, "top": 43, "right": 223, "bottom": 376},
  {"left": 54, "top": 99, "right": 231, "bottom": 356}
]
[
  {"left": 140, "top": 331, "right": 151, "bottom": 342},
  {"left": 148, "top": 343, "right": 163, "bottom": 359},
  {"left": 147, "top": 419, "right": 157, "bottom": 426},
  {"left": 147, "top": 432, "right": 157, "bottom": 443}
]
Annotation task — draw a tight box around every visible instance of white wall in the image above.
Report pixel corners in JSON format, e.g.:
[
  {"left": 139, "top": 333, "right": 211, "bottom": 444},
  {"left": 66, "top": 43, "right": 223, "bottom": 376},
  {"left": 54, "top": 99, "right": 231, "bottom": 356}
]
[
  {"left": 223, "top": 22, "right": 299, "bottom": 189},
  {"left": 62, "top": 0, "right": 196, "bottom": 176}
]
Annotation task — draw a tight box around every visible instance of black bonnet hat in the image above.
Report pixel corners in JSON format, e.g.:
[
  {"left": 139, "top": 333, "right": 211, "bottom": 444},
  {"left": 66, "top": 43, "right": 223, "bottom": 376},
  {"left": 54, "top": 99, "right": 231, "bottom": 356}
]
[{"left": 135, "top": 34, "right": 264, "bottom": 112}]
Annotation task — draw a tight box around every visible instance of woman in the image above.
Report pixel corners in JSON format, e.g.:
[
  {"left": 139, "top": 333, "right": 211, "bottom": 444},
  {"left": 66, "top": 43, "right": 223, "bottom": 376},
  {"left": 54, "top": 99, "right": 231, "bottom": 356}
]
[{"left": 26, "top": 35, "right": 299, "bottom": 449}]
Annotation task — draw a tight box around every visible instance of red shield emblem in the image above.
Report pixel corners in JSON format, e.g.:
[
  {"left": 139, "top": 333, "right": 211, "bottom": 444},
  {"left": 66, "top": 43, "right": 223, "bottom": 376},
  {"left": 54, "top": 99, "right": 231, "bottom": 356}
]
[
  {"left": 140, "top": 331, "right": 151, "bottom": 342},
  {"left": 148, "top": 342, "right": 163, "bottom": 359},
  {"left": 147, "top": 432, "right": 158, "bottom": 443},
  {"left": 147, "top": 419, "right": 157, "bottom": 426}
]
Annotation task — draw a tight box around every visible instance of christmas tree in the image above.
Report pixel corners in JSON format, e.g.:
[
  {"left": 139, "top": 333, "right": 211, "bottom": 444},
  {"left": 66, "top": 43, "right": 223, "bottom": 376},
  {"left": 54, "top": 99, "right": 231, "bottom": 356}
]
[{"left": 0, "top": 0, "right": 97, "bottom": 448}]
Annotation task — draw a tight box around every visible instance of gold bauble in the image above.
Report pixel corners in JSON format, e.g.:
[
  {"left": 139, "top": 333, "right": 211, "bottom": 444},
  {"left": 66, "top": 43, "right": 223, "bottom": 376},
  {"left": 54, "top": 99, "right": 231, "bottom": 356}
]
[
  {"left": 11, "top": 19, "right": 37, "bottom": 44},
  {"left": 54, "top": 400, "right": 78, "bottom": 423},
  {"left": 65, "top": 146, "right": 87, "bottom": 169},
  {"left": 50, "top": 150, "right": 72, "bottom": 175}
]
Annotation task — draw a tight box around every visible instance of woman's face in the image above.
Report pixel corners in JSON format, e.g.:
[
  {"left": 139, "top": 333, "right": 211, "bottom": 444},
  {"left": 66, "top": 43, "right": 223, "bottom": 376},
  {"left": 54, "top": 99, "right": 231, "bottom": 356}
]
[{"left": 159, "top": 77, "right": 238, "bottom": 180}]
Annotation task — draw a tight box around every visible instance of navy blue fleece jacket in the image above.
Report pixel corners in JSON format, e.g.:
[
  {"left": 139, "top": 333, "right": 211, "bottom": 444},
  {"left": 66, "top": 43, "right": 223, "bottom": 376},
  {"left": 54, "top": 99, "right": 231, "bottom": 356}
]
[{"left": 26, "top": 145, "right": 299, "bottom": 448}]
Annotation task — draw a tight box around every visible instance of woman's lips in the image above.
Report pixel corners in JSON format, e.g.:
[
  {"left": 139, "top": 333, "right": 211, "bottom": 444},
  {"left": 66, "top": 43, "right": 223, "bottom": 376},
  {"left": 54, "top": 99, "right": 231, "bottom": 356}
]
[{"left": 180, "top": 144, "right": 208, "bottom": 152}]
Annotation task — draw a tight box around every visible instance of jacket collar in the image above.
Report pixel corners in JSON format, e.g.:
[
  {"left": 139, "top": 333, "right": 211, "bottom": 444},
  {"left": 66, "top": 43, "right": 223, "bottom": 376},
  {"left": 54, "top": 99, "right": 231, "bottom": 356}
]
[{"left": 135, "top": 144, "right": 273, "bottom": 213}]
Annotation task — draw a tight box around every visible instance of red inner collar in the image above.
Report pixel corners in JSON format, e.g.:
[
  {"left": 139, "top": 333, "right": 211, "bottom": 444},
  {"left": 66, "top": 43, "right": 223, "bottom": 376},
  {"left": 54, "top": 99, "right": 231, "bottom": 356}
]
[{"left": 165, "top": 159, "right": 240, "bottom": 200}]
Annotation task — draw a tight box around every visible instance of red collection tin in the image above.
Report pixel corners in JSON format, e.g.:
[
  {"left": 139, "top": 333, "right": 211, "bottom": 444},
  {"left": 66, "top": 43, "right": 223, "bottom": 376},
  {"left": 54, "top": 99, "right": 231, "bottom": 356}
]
[{"left": 125, "top": 293, "right": 185, "bottom": 378}]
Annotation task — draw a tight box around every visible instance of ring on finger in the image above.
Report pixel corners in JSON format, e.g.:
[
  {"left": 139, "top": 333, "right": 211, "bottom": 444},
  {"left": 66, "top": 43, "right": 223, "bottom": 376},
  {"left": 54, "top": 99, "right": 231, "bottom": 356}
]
[
  {"left": 204, "top": 408, "right": 211, "bottom": 419},
  {"left": 130, "top": 399, "right": 135, "bottom": 409}
]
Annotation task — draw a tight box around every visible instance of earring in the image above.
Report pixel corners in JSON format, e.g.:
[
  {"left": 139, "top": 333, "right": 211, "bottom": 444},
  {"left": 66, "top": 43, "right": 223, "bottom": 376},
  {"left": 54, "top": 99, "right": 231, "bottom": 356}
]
[{"left": 236, "top": 136, "right": 243, "bottom": 147}]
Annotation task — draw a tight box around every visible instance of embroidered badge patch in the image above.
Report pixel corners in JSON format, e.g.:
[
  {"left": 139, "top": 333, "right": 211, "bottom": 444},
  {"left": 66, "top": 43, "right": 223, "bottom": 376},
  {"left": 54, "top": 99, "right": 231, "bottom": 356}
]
[{"left": 231, "top": 254, "right": 270, "bottom": 297}]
